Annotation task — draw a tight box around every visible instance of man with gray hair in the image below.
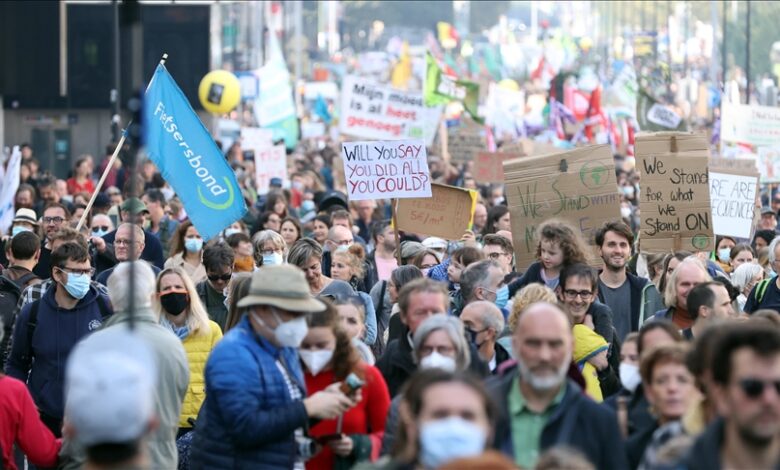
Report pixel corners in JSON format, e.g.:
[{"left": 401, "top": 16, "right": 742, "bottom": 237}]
[
  {"left": 486, "top": 302, "right": 627, "bottom": 469},
  {"left": 95, "top": 223, "right": 161, "bottom": 285},
  {"left": 460, "top": 301, "right": 511, "bottom": 373},
  {"left": 59, "top": 261, "right": 189, "bottom": 470},
  {"left": 456, "top": 259, "right": 508, "bottom": 317},
  {"left": 745, "top": 237, "right": 780, "bottom": 313}
]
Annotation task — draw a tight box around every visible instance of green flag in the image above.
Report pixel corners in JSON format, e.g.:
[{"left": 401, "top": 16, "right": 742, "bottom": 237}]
[{"left": 424, "top": 52, "right": 482, "bottom": 123}]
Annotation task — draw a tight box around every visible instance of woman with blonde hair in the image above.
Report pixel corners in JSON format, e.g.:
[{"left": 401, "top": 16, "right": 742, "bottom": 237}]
[
  {"left": 507, "top": 283, "right": 558, "bottom": 332},
  {"left": 153, "top": 267, "right": 223, "bottom": 436}
]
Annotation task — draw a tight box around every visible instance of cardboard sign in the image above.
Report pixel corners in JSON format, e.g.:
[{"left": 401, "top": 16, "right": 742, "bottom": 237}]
[
  {"left": 636, "top": 132, "right": 714, "bottom": 254},
  {"left": 708, "top": 169, "right": 759, "bottom": 239},
  {"left": 721, "top": 101, "right": 780, "bottom": 147},
  {"left": 341, "top": 139, "right": 431, "bottom": 201},
  {"left": 395, "top": 183, "right": 476, "bottom": 240},
  {"left": 448, "top": 124, "right": 486, "bottom": 163},
  {"left": 473, "top": 152, "right": 522, "bottom": 184},
  {"left": 503, "top": 144, "right": 621, "bottom": 270},
  {"left": 339, "top": 75, "right": 442, "bottom": 146},
  {"left": 254, "top": 145, "right": 288, "bottom": 195}
]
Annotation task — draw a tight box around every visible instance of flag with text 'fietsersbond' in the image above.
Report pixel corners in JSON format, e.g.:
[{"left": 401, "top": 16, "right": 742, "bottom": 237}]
[{"left": 143, "top": 64, "right": 247, "bottom": 241}]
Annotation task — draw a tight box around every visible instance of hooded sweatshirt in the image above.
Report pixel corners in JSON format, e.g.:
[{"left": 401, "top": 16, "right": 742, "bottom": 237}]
[
  {"left": 572, "top": 324, "right": 609, "bottom": 402},
  {"left": 6, "top": 284, "right": 110, "bottom": 419}
]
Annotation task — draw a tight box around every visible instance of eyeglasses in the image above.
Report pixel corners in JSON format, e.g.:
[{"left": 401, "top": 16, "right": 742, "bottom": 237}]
[
  {"left": 43, "top": 216, "right": 65, "bottom": 224},
  {"left": 260, "top": 249, "right": 282, "bottom": 256},
  {"left": 207, "top": 272, "right": 232, "bottom": 282},
  {"left": 563, "top": 289, "right": 594, "bottom": 301},
  {"left": 738, "top": 378, "right": 780, "bottom": 399},
  {"left": 58, "top": 266, "right": 95, "bottom": 277},
  {"left": 332, "top": 239, "right": 353, "bottom": 247},
  {"left": 91, "top": 226, "right": 110, "bottom": 232},
  {"left": 114, "top": 239, "right": 140, "bottom": 246}
]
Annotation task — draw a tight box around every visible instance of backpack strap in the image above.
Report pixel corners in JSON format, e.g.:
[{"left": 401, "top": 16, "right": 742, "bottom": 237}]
[
  {"left": 755, "top": 278, "right": 772, "bottom": 305},
  {"left": 15, "top": 272, "right": 38, "bottom": 289},
  {"left": 95, "top": 294, "right": 112, "bottom": 323},
  {"left": 22, "top": 299, "right": 41, "bottom": 363}
]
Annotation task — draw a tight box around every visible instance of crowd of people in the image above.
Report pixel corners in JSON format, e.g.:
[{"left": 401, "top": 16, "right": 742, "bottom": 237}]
[{"left": 0, "top": 139, "right": 779, "bottom": 470}]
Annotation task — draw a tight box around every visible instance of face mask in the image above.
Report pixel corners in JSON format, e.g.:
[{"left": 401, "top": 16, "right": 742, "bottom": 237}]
[
  {"left": 494, "top": 285, "right": 509, "bottom": 309},
  {"left": 292, "top": 181, "right": 305, "bottom": 191},
  {"left": 299, "top": 349, "right": 334, "bottom": 375},
  {"left": 419, "top": 351, "right": 456, "bottom": 372},
  {"left": 717, "top": 248, "right": 731, "bottom": 263},
  {"left": 12, "top": 226, "right": 31, "bottom": 237},
  {"left": 224, "top": 228, "right": 241, "bottom": 238},
  {"left": 262, "top": 252, "right": 284, "bottom": 266},
  {"left": 467, "top": 328, "right": 483, "bottom": 348},
  {"left": 91, "top": 228, "right": 109, "bottom": 238},
  {"left": 620, "top": 206, "right": 632, "bottom": 219},
  {"left": 184, "top": 238, "right": 203, "bottom": 253},
  {"left": 160, "top": 291, "right": 189, "bottom": 316},
  {"left": 60, "top": 271, "right": 91, "bottom": 300},
  {"left": 419, "top": 416, "right": 487, "bottom": 469},
  {"left": 253, "top": 308, "right": 309, "bottom": 348},
  {"left": 621, "top": 185, "right": 635, "bottom": 197},
  {"left": 492, "top": 196, "right": 504, "bottom": 207},
  {"left": 301, "top": 200, "right": 315, "bottom": 213},
  {"left": 619, "top": 362, "right": 641, "bottom": 393}
]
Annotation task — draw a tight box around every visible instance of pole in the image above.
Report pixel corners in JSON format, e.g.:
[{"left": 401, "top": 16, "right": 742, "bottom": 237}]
[
  {"left": 745, "top": 0, "right": 751, "bottom": 104},
  {"left": 76, "top": 132, "right": 127, "bottom": 231},
  {"left": 722, "top": 0, "right": 727, "bottom": 86},
  {"left": 391, "top": 199, "right": 402, "bottom": 266},
  {"left": 111, "top": 0, "right": 121, "bottom": 143},
  {"left": 294, "top": 0, "right": 303, "bottom": 117}
]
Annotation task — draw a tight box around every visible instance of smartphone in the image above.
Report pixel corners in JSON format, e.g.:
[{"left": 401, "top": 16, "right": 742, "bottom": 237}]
[
  {"left": 339, "top": 372, "right": 365, "bottom": 396},
  {"left": 315, "top": 433, "right": 343, "bottom": 444}
]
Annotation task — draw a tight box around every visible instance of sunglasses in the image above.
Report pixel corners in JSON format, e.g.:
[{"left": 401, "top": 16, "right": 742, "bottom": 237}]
[
  {"left": 207, "top": 273, "right": 232, "bottom": 282},
  {"left": 739, "top": 378, "right": 780, "bottom": 399}
]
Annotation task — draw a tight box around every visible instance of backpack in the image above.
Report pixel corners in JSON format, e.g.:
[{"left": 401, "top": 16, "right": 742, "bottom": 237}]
[
  {"left": 21, "top": 293, "right": 112, "bottom": 364},
  {"left": 0, "top": 272, "right": 38, "bottom": 364},
  {"left": 753, "top": 278, "right": 773, "bottom": 306}
]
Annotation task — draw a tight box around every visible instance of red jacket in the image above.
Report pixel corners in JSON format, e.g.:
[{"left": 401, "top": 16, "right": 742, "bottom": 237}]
[
  {"left": 304, "top": 363, "right": 390, "bottom": 470},
  {"left": 0, "top": 375, "right": 60, "bottom": 470}
]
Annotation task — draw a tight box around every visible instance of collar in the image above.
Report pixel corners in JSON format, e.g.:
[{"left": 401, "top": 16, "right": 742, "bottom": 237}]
[{"left": 508, "top": 375, "right": 566, "bottom": 416}]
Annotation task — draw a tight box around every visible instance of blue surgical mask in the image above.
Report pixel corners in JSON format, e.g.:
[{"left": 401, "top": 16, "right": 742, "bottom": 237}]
[
  {"left": 717, "top": 248, "right": 731, "bottom": 263},
  {"left": 184, "top": 238, "right": 203, "bottom": 253},
  {"left": 301, "top": 200, "right": 315, "bottom": 214},
  {"left": 91, "top": 228, "right": 108, "bottom": 238},
  {"left": 494, "top": 285, "right": 509, "bottom": 309},
  {"left": 61, "top": 272, "right": 91, "bottom": 300},
  {"left": 262, "top": 252, "right": 284, "bottom": 266},
  {"left": 419, "top": 416, "right": 487, "bottom": 469},
  {"left": 12, "top": 226, "right": 31, "bottom": 237}
]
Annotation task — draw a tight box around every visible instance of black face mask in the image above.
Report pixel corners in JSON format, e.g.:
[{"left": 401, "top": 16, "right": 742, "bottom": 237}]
[{"left": 160, "top": 292, "right": 189, "bottom": 316}]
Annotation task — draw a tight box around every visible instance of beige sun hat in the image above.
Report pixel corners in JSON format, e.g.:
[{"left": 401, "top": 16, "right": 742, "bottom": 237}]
[{"left": 237, "top": 264, "right": 326, "bottom": 313}]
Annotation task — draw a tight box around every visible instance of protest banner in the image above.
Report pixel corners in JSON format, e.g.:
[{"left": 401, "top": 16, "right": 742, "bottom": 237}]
[
  {"left": 339, "top": 75, "right": 442, "bottom": 146},
  {"left": 504, "top": 144, "right": 621, "bottom": 270},
  {"left": 721, "top": 101, "right": 780, "bottom": 147},
  {"left": 395, "top": 183, "right": 477, "bottom": 240},
  {"left": 341, "top": 139, "right": 431, "bottom": 201},
  {"left": 254, "top": 145, "right": 288, "bottom": 195},
  {"left": 241, "top": 127, "right": 273, "bottom": 154},
  {"left": 636, "top": 132, "right": 714, "bottom": 254},
  {"left": 708, "top": 165, "right": 759, "bottom": 240},
  {"left": 757, "top": 146, "right": 780, "bottom": 183},
  {"left": 448, "top": 123, "right": 486, "bottom": 163},
  {"left": 473, "top": 151, "right": 522, "bottom": 184}
]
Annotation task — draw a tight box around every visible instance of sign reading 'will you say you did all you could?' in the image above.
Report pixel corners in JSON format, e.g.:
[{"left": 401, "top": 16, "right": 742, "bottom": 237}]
[
  {"left": 504, "top": 144, "right": 621, "bottom": 271},
  {"left": 341, "top": 139, "right": 431, "bottom": 201},
  {"left": 636, "top": 132, "right": 714, "bottom": 254}
]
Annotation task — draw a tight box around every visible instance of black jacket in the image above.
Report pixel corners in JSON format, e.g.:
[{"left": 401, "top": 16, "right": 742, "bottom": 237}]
[
  {"left": 603, "top": 384, "right": 655, "bottom": 437},
  {"left": 493, "top": 340, "right": 513, "bottom": 374},
  {"left": 507, "top": 261, "right": 545, "bottom": 299},
  {"left": 486, "top": 365, "right": 629, "bottom": 469}
]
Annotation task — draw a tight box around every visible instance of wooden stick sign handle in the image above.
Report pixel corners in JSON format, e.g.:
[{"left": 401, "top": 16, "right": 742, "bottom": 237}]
[{"left": 391, "top": 198, "right": 402, "bottom": 266}]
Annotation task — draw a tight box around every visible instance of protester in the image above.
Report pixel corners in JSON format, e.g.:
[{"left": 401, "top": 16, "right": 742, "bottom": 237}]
[
  {"left": 142, "top": 189, "right": 179, "bottom": 256},
  {"left": 195, "top": 243, "right": 235, "bottom": 330},
  {"left": 683, "top": 281, "right": 736, "bottom": 339},
  {"left": 32, "top": 203, "right": 70, "bottom": 278},
  {"left": 65, "top": 156, "right": 95, "bottom": 196},
  {"left": 190, "top": 265, "right": 358, "bottom": 469},
  {"left": 557, "top": 263, "right": 616, "bottom": 350},
  {"left": 711, "top": 236, "right": 737, "bottom": 274},
  {"left": 595, "top": 221, "right": 664, "bottom": 340},
  {"left": 730, "top": 262, "right": 764, "bottom": 312},
  {"left": 311, "top": 215, "right": 331, "bottom": 246},
  {"left": 225, "top": 232, "right": 254, "bottom": 272},
  {"left": 95, "top": 223, "right": 161, "bottom": 285},
  {"left": 222, "top": 271, "right": 252, "bottom": 332},
  {"left": 153, "top": 267, "right": 222, "bottom": 436},
  {"left": 745, "top": 237, "right": 780, "bottom": 313},
  {"left": 0, "top": 231, "right": 42, "bottom": 362},
  {"left": 481, "top": 205, "right": 511, "bottom": 236},
  {"left": 289, "top": 238, "right": 334, "bottom": 295},
  {"left": 655, "top": 257, "right": 712, "bottom": 328},
  {"left": 373, "top": 264, "right": 423, "bottom": 350},
  {"left": 6, "top": 241, "right": 112, "bottom": 437},
  {"left": 482, "top": 233, "right": 515, "bottom": 277},
  {"left": 460, "top": 301, "right": 511, "bottom": 373},
  {"left": 321, "top": 224, "right": 355, "bottom": 276},
  {"left": 334, "top": 294, "right": 376, "bottom": 364},
  {"left": 102, "top": 197, "right": 165, "bottom": 269},
  {"left": 455, "top": 259, "right": 508, "bottom": 317},
  {"left": 487, "top": 302, "right": 628, "bottom": 468},
  {"left": 507, "top": 283, "right": 558, "bottom": 332},
  {"left": 164, "top": 220, "right": 207, "bottom": 284},
  {"left": 657, "top": 251, "right": 693, "bottom": 297},
  {"left": 443, "top": 245, "right": 484, "bottom": 292},
  {"left": 572, "top": 323, "right": 611, "bottom": 401},
  {"left": 366, "top": 221, "right": 398, "bottom": 283},
  {"left": 411, "top": 248, "right": 442, "bottom": 277},
  {"left": 729, "top": 243, "right": 755, "bottom": 272},
  {"left": 331, "top": 243, "right": 370, "bottom": 293},
  {"left": 300, "top": 303, "right": 390, "bottom": 469},
  {"left": 253, "top": 229, "right": 288, "bottom": 267},
  {"left": 280, "top": 216, "right": 302, "bottom": 247}
]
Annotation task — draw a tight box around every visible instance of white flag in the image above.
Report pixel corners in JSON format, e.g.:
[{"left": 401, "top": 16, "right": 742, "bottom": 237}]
[{"left": 0, "top": 146, "right": 22, "bottom": 235}]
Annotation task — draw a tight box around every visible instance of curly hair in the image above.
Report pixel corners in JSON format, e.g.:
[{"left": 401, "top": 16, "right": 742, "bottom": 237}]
[
  {"left": 534, "top": 219, "right": 589, "bottom": 266},
  {"left": 306, "top": 300, "right": 363, "bottom": 381},
  {"left": 508, "top": 283, "right": 558, "bottom": 332},
  {"left": 331, "top": 244, "right": 366, "bottom": 279}
]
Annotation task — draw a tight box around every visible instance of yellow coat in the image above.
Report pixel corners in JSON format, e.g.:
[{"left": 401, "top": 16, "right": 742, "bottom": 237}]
[{"left": 180, "top": 320, "right": 223, "bottom": 428}]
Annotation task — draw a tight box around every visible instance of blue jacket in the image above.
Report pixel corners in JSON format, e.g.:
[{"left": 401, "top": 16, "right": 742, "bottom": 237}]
[
  {"left": 5, "top": 285, "right": 111, "bottom": 419},
  {"left": 486, "top": 365, "right": 629, "bottom": 469},
  {"left": 191, "top": 316, "right": 309, "bottom": 469}
]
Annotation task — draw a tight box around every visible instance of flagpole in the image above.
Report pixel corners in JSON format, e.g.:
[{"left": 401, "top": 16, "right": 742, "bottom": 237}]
[{"left": 76, "top": 131, "right": 127, "bottom": 231}]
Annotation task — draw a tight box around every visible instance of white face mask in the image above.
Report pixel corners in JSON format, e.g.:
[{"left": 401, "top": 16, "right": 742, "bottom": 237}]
[
  {"left": 253, "top": 309, "right": 309, "bottom": 348},
  {"left": 299, "top": 349, "right": 334, "bottom": 375},
  {"left": 419, "top": 351, "right": 456, "bottom": 372},
  {"left": 619, "top": 362, "right": 641, "bottom": 393}
]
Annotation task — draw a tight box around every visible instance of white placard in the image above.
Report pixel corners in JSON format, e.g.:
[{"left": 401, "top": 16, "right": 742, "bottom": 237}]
[
  {"left": 709, "top": 171, "right": 758, "bottom": 239},
  {"left": 341, "top": 139, "right": 431, "bottom": 201},
  {"left": 339, "top": 75, "right": 442, "bottom": 146},
  {"left": 241, "top": 127, "right": 273, "bottom": 151},
  {"left": 254, "top": 145, "right": 288, "bottom": 195},
  {"left": 647, "top": 103, "right": 682, "bottom": 129}
]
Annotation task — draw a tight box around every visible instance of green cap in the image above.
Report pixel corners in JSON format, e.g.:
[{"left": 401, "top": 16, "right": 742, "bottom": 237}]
[{"left": 119, "top": 197, "right": 149, "bottom": 215}]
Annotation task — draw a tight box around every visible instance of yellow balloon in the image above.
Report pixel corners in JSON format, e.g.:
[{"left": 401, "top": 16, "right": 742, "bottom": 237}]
[
  {"left": 198, "top": 70, "right": 241, "bottom": 114},
  {"left": 498, "top": 79, "right": 520, "bottom": 92}
]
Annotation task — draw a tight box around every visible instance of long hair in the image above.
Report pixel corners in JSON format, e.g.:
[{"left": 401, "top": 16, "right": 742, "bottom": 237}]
[
  {"left": 153, "top": 267, "right": 212, "bottom": 336},
  {"left": 224, "top": 272, "right": 253, "bottom": 332},
  {"left": 169, "top": 220, "right": 195, "bottom": 258},
  {"left": 332, "top": 244, "right": 366, "bottom": 280},
  {"left": 534, "top": 219, "right": 589, "bottom": 266},
  {"left": 481, "top": 205, "right": 509, "bottom": 236},
  {"left": 305, "top": 301, "right": 363, "bottom": 381},
  {"left": 658, "top": 251, "right": 693, "bottom": 295},
  {"left": 663, "top": 257, "right": 711, "bottom": 308}
]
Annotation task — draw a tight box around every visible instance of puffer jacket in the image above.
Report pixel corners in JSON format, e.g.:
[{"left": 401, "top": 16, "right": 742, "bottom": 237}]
[
  {"left": 191, "top": 316, "right": 309, "bottom": 469},
  {"left": 179, "top": 320, "right": 222, "bottom": 428}
]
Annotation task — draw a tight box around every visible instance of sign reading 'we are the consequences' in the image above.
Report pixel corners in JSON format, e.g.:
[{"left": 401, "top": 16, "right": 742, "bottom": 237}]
[{"left": 341, "top": 139, "right": 431, "bottom": 201}]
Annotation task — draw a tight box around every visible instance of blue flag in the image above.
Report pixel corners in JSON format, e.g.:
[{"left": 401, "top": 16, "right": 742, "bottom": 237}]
[{"left": 144, "top": 64, "right": 247, "bottom": 241}]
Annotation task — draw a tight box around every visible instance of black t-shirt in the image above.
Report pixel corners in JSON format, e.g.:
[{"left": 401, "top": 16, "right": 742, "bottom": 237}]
[{"left": 744, "top": 278, "right": 780, "bottom": 314}]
